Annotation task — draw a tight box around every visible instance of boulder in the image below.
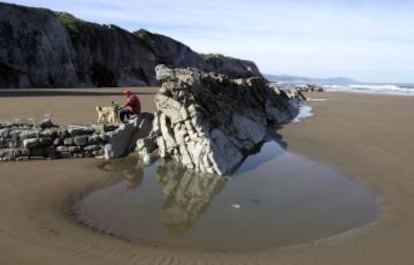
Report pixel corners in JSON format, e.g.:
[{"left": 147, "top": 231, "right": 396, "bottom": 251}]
[{"left": 104, "top": 113, "right": 154, "bottom": 159}]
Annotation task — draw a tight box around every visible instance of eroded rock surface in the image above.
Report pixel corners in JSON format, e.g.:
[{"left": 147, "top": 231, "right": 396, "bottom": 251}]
[{"left": 137, "top": 66, "right": 301, "bottom": 175}]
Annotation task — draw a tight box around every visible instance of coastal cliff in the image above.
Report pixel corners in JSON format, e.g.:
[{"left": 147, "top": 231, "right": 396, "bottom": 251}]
[{"left": 0, "top": 2, "right": 262, "bottom": 88}]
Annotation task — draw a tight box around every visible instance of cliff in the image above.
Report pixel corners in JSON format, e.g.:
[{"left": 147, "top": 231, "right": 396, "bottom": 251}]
[{"left": 0, "top": 3, "right": 262, "bottom": 88}]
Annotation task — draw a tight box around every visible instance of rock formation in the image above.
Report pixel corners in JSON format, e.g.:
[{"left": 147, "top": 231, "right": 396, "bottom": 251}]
[
  {"left": 0, "top": 2, "right": 261, "bottom": 88},
  {"left": 104, "top": 113, "right": 154, "bottom": 159},
  {"left": 136, "top": 65, "right": 300, "bottom": 176},
  {"left": 0, "top": 119, "right": 109, "bottom": 160},
  {"left": 0, "top": 114, "right": 153, "bottom": 161}
]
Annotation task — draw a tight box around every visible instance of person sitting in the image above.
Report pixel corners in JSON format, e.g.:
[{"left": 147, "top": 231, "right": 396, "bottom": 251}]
[{"left": 120, "top": 89, "right": 141, "bottom": 122}]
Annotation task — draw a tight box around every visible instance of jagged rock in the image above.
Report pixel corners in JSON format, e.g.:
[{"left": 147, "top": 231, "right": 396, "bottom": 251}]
[{"left": 147, "top": 66, "right": 300, "bottom": 175}]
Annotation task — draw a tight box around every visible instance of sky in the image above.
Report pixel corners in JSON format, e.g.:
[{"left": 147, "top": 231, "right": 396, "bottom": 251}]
[{"left": 3, "top": 0, "right": 414, "bottom": 82}]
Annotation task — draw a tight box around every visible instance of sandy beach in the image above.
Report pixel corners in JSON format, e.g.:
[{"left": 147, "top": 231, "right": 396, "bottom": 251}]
[{"left": 1, "top": 89, "right": 414, "bottom": 264}]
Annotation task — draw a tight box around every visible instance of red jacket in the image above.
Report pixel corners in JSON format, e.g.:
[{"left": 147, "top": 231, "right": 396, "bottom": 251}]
[{"left": 123, "top": 94, "right": 141, "bottom": 114}]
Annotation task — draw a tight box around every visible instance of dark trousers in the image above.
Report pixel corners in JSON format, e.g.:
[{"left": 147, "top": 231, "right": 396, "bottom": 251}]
[{"left": 120, "top": 108, "right": 133, "bottom": 122}]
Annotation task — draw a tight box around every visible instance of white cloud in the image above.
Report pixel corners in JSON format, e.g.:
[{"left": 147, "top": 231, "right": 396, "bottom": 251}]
[{"left": 3, "top": 0, "right": 414, "bottom": 82}]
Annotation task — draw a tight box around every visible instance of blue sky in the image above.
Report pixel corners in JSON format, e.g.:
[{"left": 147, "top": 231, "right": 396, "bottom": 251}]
[{"left": 3, "top": 0, "right": 414, "bottom": 82}]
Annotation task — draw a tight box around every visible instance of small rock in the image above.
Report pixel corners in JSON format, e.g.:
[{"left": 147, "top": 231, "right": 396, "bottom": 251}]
[
  {"left": 23, "top": 138, "right": 40, "bottom": 149},
  {"left": 74, "top": 135, "right": 88, "bottom": 146},
  {"left": 59, "top": 152, "right": 72, "bottom": 159},
  {"left": 83, "top": 145, "right": 99, "bottom": 151},
  {"left": 68, "top": 146, "right": 80, "bottom": 153},
  {"left": 0, "top": 128, "right": 11, "bottom": 138},
  {"left": 88, "top": 135, "right": 101, "bottom": 145},
  {"left": 53, "top": 138, "right": 61, "bottom": 146},
  {"left": 40, "top": 128, "right": 59, "bottom": 137},
  {"left": 0, "top": 138, "right": 6, "bottom": 148},
  {"left": 38, "top": 137, "right": 53, "bottom": 147},
  {"left": 155, "top": 64, "right": 175, "bottom": 81},
  {"left": 39, "top": 118, "right": 54, "bottom": 129},
  {"left": 16, "top": 156, "right": 29, "bottom": 161},
  {"left": 29, "top": 146, "right": 55, "bottom": 157},
  {"left": 56, "top": 146, "right": 68, "bottom": 152},
  {"left": 29, "top": 156, "right": 46, "bottom": 160},
  {"left": 68, "top": 126, "right": 92, "bottom": 136},
  {"left": 20, "top": 129, "right": 40, "bottom": 139},
  {"left": 63, "top": 138, "right": 74, "bottom": 146},
  {"left": 92, "top": 149, "right": 104, "bottom": 155},
  {"left": 72, "top": 153, "right": 84, "bottom": 158}
]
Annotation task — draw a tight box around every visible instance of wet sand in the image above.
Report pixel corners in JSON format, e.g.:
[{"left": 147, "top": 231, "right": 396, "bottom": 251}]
[{"left": 1, "top": 90, "right": 414, "bottom": 264}]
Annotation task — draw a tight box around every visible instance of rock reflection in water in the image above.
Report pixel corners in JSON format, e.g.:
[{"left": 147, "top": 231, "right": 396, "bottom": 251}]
[
  {"left": 156, "top": 161, "right": 227, "bottom": 234},
  {"left": 96, "top": 156, "right": 227, "bottom": 234},
  {"left": 77, "top": 143, "right": 378, "bottom": 251}
]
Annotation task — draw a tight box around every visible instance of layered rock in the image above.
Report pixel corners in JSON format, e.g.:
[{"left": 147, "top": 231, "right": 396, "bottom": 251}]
[
  {"left": 137, "top": 66, "right": 300, "bottom": 176},
  {"left": 0, "top": 3, "right": 262, "bottom": 88},
  {"left": 0, "top": 119, "right": 109, "bottom": 160}
]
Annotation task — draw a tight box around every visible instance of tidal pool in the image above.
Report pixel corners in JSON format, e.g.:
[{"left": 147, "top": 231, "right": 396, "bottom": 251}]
[{"left": 73, "top": 142, "right": 379, "bottom": 251}]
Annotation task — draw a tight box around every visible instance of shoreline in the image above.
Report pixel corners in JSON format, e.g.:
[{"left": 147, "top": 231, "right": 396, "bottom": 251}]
[{"left": 1, "top": 91, "right": 414, "bottom": 264}]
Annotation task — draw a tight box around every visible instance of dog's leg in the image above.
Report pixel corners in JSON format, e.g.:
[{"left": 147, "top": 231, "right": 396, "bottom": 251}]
[{"left": 96, "top": 106, "right": 103, "bottom": 124}]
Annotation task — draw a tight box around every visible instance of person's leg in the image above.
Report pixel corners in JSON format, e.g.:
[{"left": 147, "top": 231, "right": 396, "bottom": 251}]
[{"left": 120, "top": 108, "right": 129, "bottom": 122}]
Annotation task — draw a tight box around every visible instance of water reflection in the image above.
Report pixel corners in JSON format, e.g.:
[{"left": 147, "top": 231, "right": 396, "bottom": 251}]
[
  {"left": 156, "top": 161, "right": 227, "bottom": 234},
  {"left": 99, "top": 157, "right": 227, "bottom": 233},
  {"left": 124, "top": 168, "right": 144, "bottom": 189},
  {"left": 77, "top": 142, "right": 379, "bottom": 250}
]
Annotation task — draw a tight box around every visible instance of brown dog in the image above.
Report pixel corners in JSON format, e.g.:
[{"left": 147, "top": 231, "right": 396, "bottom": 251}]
[{"left": 96, "top": 101, "right": 119, "bottom": 124}]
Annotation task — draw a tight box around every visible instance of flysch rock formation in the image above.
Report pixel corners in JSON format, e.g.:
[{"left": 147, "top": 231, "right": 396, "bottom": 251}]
[
  {"left": 0, "top": 2, "right": 261, "bottom": 88},
  {"left": 136, "top": 65, "right": 301, "bottom": 176}
]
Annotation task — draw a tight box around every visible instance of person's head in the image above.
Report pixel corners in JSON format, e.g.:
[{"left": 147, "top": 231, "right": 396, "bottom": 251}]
[{"left": 123, "top": 89, "right": 132, "bottom": 96}]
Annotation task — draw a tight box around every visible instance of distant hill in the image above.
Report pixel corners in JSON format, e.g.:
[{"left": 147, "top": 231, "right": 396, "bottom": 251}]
[
  {"left": 0, "top": 3, "right": 261, "bottom": 88},
  {"left": 265, "top": 74, "right": 357, "bottom": 85}
]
